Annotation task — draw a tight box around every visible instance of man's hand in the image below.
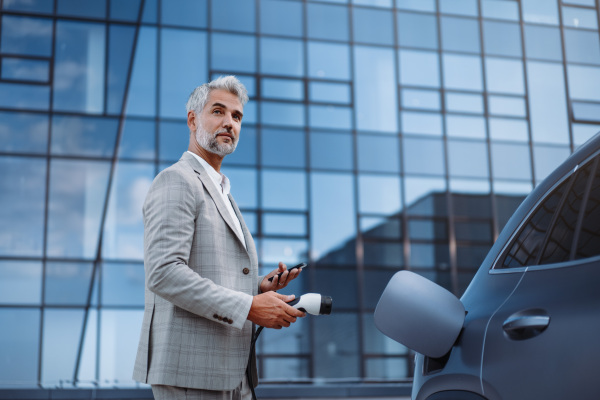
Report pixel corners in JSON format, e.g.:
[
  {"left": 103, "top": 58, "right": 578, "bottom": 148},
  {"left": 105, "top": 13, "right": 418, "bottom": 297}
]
[
  {"left": 260, "top": 261, "right": 302, "bottom": 293},
  {"left": 247, "top": 292, "right": 305, "bottom": 329}
]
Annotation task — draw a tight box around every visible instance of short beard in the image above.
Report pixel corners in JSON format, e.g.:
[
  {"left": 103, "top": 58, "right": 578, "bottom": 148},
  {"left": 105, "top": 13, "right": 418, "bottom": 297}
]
[{"left": 195, "top": 125, "right": 238, "bottom": 157}]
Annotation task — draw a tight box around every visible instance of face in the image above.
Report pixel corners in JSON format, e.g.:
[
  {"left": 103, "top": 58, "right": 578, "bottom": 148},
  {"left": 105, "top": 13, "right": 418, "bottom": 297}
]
[{"left": 192, "top": 89, "right": 243, "bottom": 157}]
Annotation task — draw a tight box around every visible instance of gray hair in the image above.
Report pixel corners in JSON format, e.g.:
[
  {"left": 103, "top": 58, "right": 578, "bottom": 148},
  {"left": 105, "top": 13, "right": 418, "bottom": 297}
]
[{"left": 186, "top": 75, "right": 249, "bottom": 114}]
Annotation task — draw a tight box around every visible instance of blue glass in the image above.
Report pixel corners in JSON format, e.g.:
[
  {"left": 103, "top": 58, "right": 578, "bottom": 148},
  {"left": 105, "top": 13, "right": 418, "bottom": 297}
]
[
  {"left": 563, "top": 0, "right": 595, "bottom": 5},
  {"left": 161, "top": 29, "right": 207, "bottom": 118},
  {"left": 1, "top": 15, "right": 53, "bottom": 56},
  {"left": 309, "top": 105, "right": 352, "bottom": 130},
  {"left": 366, "top": 358, "right": 408, "bottom": 379},
  {"left": 483, "top": 21, "right": 522, "bottom": 57},
  {"left": 227, "top": 125, "right": 257, "bottom": 166},
  {"left": 126, "top": 27, "right": 157, "bottom": 117},
  {"left": 212, "top": 33, "right": 256, "bottom": 73},
  {"left": 524, "top": 25, "right": 562, "bottom": 61},
  {"left": 314, "top": 313, "right": 360, "bottom": 377},
  {"left": 261, "top": 78, "right": 304, "bottom": 101},
  {"left": 564, "top": 29, "right": 600, "bottom": 65},
  {"left": 445, "top": 92, "right": 483, "bottom": 114},
  {"left": 261, "top": 0, "right": 303, "bottom": 37},
  {"left": 441, "top": 16, "right": 481, "bottom": 54},
  {"left": 358, "top": 174, "right": 402, "bottom": 215},
  {"left": 51, "top": 115, "right": 119, "bottom": 158},
  {"left": 401, "top": 111, "right": 443, "bottom": 136},
  {"left": 404, "top": 176, "right": 446, "bottom": 215},
  {"left": 242, "top": 211, "right": 257, "bottom": 235},
  {"left": 263, "top": 213, "right": 306, "bottom": 236},
  {"left": 118, "top": 118, "right": 156, "bottom": 160},
  {"left": 439, "top": 0, "right": 478, "bottom": 16},
  {"left": 260, "top": 102, "right": 305, "bottom": 127},
  {"left": 260, "top": 317, "right": 308, "bottom": 355},
  {"left": 488, "top": 95, "right": 526, "bottom": 117},
  {"left": 397, "top": 0, "right": 435, "bottom": 12},
  {"left": 364, "top": 241, "right": 404, "bottom": 268},
  {"left": 142, "top": 0, "right": 157, "bottom": 23},
  {"left": 447, "top": 139, "right": 489, "bottom": 178},
  {"left": 211, "top": 0, "right": 255, "bottom": 33},
  {"left": 562, "top": 6, "right": 598, "bottom": 29},
  {"left": 481, "top": 0, "right": 519, "bottom": 21},
  {"left": 572, "top": 124, "right": 600, "bottom": 147},
  {"left": 107, "top": 25, "right": 136, "bottom": 114},
  {"left": 159, "top": 120, "right": 189, "bottom": 162},
  {"left": 309, "top": 131, "right": 354, "bottom": 171},
  {"left": 42, "top": 309, "right": 84, "bottom": 385},
  {"left": 53, "top": 21, "right": 106, "bottom": 113},
  {"left": 355, "top": 46, "right": 397, "bottom": 133},
  {"left": 489, "top": 118, "right": 529, "bottom": 142},
  {"left": 102, "top": 162, "right": 154, "bottom": 260},
  {"left": 353, "top": 7, "right": 394, "bottom": 45},
  {"left": 533, "top": 145, "right": 570, "bottom": 182},
  {"left": 408, "top": 219, "right": 447, "bottom": 241},
  {"left": 0, "top": 156, "right": 46, "bottom": 257},
  {"left": 308, "top": 42, "right": 351, "bottom": 80},
  {"left": 357, "top": 134, "right": 400, "bottom": 173},
  {"left": 573, "top": 102, "right": 600, "bottom": 123},
  {"left": 262, "top": 170, "right": 307, "bottom": 211},
  {"left": 0, "top": 82, "right": 50, "bottom": 111},
  {"left": 401, "top": 89, "right": 441, "bottom": 111},
  {"left": 1, "top": 57, "right": 49, "bottom": 82},
  {"left": 46, "top": 159, "right": 111, "bottom": 259},
  {"left": 528, "top": 62, "right": 570, "bottom": 144},
  {"left": 397, "top": 12, "right": 438, "bottom": 50},
  {"left": 260, "top": 38, "right": 304, "bottom": 77},
  {"left": 110, "top": 0, "right": 142, "bottom": 21},
  {"left": 261, "top": 128, "right": 305, "bottom": 168},
  {"left": 99, "top": 310, "right": 144, "bottom": 385},
  {"left": 361, "top": 216, "right": 402, "bottom": 239},
  {"left": 241, "top": 100, "right": 257, "bottom": 125},
  {"left": 57, "top": 0, "right": 106, "bottom": 18},
  {"left": 399, "top": 50, "right": 440, "bottom": 88},
  {"left": 353, "top": 0, "right": 392, "bottom": 7},
  {"left": 263, "top": 358, "right": 308, "bottom": 380},
  {"left": 443, "top": 54, "right": 482, "bottom": 91},
  {"left": 310, "top": 82, "right": 351, "bottom": 104},
  {"left": 0, "top": 111, "right": 48, "bottom": 153},
  {"left": 568, "top": 65, "right": 600, "bottom": 102},
  {"left": 161, "top": 0, "right": 207, "bottom": 28},
  {"left": 261, "top": 239, "right": 308, "bottom": 265},
  {"left": 491, "top": 142, "right": 532, "bottom": 180},
  {"left": 522, "top": 0, "right": 559, "bottom": 25},
  {"left": 445, "top": 115, "right": 486, "bottom": 139},
  {"left": 45, "top": 262, "right": 93, "bottom": 305},
  {"left": 224, "top": 167, "right": 257, "bottom": 209},
  {"left": 102, "top": 263, "right": 145, "bottom": 306},
  {"left": 310, "top": 173, "right": 356, "bottom": 264},
  {"left": 403, "top": 136, "right": 445, "bottom": 175},
  {"left": 0, "top": 308, "right": 40, "bottom": 385},
  {"left": 2, "top": 0, "right": 53, "bottom": 12},
  {"left": 307, "top": 3, "right": 349, "bottom": 41},
  {"left": 0, "top": 261, "right": 42, "bottom": 305}
]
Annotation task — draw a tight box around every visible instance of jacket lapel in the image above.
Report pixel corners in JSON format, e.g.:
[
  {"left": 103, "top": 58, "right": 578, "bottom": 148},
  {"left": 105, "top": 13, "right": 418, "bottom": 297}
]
[{"left": 228, "top": 193, "right": 258, "bottom": 267}]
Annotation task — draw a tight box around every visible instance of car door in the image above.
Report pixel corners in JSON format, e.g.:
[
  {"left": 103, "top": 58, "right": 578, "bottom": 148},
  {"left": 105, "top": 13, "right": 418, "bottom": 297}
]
[{"left": 480, "top": 155, "right": 600, "bottom": 399}]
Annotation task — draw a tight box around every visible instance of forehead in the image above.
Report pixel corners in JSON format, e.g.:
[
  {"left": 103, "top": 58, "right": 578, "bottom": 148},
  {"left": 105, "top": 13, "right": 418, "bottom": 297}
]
[{"left": 204, "top": 89, "right": 243, "bottom": 112}]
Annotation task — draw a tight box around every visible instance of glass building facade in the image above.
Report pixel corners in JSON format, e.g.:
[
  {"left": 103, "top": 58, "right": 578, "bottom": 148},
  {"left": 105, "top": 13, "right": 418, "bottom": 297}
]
[{"left": 1, "top": 0, "right": 599, "bottom": 391}]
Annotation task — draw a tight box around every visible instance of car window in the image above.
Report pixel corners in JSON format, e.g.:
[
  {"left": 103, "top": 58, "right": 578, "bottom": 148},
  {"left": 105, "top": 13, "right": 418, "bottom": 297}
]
[{"left": 498, "top": 154, "right": 600, "bottom": 269}]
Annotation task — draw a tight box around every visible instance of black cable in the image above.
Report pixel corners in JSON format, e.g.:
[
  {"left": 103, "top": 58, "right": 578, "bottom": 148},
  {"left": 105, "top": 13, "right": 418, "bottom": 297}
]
[{"left": 247, "top": 325, "right": 264, "bottom": 400}]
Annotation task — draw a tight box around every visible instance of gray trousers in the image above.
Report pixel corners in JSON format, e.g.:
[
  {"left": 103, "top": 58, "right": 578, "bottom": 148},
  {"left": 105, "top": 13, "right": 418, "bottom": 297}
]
[{"left": 151, "top": 375, "right": 252, "bottom": 400}]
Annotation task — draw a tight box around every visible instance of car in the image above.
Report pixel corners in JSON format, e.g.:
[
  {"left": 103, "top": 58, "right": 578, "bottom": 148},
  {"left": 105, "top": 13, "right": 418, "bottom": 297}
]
[{"left": 375, "top": 131, "right": 600, "bottom": 400}]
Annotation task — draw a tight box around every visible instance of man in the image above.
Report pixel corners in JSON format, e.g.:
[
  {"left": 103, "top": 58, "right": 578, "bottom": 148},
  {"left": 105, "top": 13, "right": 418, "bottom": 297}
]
[{"left": 133, "top": 76, "right": 305, "bottom": 399}]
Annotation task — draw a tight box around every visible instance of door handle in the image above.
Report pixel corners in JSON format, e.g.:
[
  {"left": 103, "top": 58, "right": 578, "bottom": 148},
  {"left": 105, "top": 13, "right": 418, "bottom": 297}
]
[{"left": 502, "top": 309, "right": 550, "bottom": 340}]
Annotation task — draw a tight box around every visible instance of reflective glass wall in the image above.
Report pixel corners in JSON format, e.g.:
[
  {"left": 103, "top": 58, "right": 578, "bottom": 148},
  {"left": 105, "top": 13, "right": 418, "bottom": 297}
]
[{"left": 1, "top": 0, "right": 599, "bottom": 389}]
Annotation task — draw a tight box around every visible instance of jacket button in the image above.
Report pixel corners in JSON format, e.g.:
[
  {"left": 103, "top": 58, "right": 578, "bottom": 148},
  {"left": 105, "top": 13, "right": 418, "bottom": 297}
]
[
  {"left": 213, "top": 314, "right": 219, "bottom": 319},
  {"left": 242, "top": 268, "right": 250, "bottom": 275},
  {"left": 227, "top": 319, "right": 233, "bottom": 324}
]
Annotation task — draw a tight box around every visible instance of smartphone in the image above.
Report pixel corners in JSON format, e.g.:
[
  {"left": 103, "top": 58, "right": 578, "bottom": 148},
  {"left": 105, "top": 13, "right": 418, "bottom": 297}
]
[{"left": 267, "top": 262, "right": 307, "bottom": 282}]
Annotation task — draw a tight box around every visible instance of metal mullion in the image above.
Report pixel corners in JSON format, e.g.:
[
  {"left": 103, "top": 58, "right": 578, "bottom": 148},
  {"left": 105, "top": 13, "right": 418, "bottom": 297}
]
[{"left": 557, "top": 0, "right": 578, "bottom": 153}]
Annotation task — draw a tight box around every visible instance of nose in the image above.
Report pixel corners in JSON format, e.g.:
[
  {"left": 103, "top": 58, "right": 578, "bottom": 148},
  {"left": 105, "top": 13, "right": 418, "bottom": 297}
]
[{"left": 222, "top": 112, "right": 233, "bottom": 129}]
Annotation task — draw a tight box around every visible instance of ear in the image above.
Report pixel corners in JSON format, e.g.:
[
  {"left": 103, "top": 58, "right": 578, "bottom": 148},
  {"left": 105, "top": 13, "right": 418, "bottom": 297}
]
[{"left": 187, "top": 110, "right": 197, "bottom": 133}]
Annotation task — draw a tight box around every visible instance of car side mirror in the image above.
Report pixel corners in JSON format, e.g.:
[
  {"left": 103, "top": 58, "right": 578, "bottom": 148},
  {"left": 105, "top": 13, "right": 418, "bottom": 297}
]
[{"left": 374, "top": 270, "right": 465, "bottom": 359}]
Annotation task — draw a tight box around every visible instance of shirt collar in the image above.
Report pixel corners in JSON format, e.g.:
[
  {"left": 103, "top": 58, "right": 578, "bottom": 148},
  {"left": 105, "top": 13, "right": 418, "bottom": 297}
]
[{"left": 187, "top": 151, "right": 231, "bottom": 195}]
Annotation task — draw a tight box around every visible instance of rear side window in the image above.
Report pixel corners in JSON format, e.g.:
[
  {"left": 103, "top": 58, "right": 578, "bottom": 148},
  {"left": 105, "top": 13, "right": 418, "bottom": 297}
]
[{"left": 498, "top": 155, "right": 600, "bottom": 269}]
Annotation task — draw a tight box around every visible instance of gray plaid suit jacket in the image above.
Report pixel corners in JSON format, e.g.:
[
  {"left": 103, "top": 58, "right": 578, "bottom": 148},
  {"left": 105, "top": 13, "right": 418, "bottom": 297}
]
[{"left": 132, "top": 152, "right": 261, "bottom": 390}]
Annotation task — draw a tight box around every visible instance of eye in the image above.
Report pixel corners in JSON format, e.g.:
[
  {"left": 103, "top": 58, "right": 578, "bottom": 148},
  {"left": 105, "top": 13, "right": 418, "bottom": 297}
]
[
  {"left": 213, "top": 109, "right": 222, "bottom": 115},
  {"left": 233, "top": 114, "right": 242, "bottom": 121}
]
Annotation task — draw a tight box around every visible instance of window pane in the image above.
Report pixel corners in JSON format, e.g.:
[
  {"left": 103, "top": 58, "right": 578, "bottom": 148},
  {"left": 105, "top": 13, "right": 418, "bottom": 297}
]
[
  {"left": 263, "top": 213, "right": 306, "bottom": 236},
  {"left": 397, "top": 0, "right": 436, "bottom": 12},
  {"left": 353, "top": 7, "right": 394, "bottom": 45},
  {"left": 211, "top": 0, "right": 254, "bottom": 32},
  {"left": 401, "top": 89, "right": 440, "bottom": 111},
  {"left": 357, "top": 134, "right": 399, "bottom": 173},
  {"left": 42, "top": 309, "right": 85, "bottom": 385},
  {"left": 562, "top": 6, "right": 598, "bottom": 29},
  {"left": 568, "top": 65, "right": 600, "bottom": 102},
  {"left": 483, "top": 21, "right": 522, "bottom": 57},
  {"left": 439, "top": 0, "right": 477, "bottom": 16},
  {"left": 126, "top": 26, "right": 157, "bottom": 117},
  {"left": 524, "top": 25, "right": 562, "bottom": 61},
  {"left": 358, "top": 174, "right": 401, "bottom": 215},
  {"left": 107, "top": 25, "right": 136, "bottom": 114},
  {"left": 361, "top": 216, "right": 402, "bottom": 240},
  {"left": 408, "top": 218, "right": 447, "bottom": 241},
  {"left": 307, "top": 3, "right": 348, "bottom": 41},
  {"left": 225, "top": 167, "right": 257, "bottom": 209},
  {"left": 57, "top": 0, "right": 106, "bottom": 18},
  {"left": 448, "top": 139, "right": 489, "bottom": 178},
  {"left": 399, "top": 50, "right": 440, "bottom": 88},
  {"left": 3, "top": 0, "right": 54, "bottom": 12},
  {"left": 577, "top": 161, "right": 600, "bottom": 259},
  {"left": 261, "top": 102, "right": 305, "bottom": 127},
  {"left": 263, "top": 358, "right": 309, "bottom": 380},
  {"left": 485, "top": 57, "right": 524, "bottom": 95},
  {"left": 227, "top": 125, "right": 257, "bottom": 166},
  {"left": 310, "top": 131, "right": 354, "bottom": 171},
  {"left": 446, "top": 114, "right": 486, "bottom": 139},
  {"left": 101, "top": 263, "right": 145, "bottom": 306},
  {"left": 314, "top": 313, "right": 359, "bottom": 378},
  {"left": 261, "top": 128, "right": 305, "bottom": 168},
  {"left": 262, "top": 78, "right": 303, "bottom": 101},
  {"left": 0, "top": 82, "right": 50, "bottom": 111},
  {"left": 45, "top": 262, "right": 93, "bottom": 305},
  {"left": 489, "top": 117, "right": 529, "bottom": 142},
  {"left": 446, "top": 92, "right": 483, "bottom": 114},
  {"left": 364, "top": 242, "right": 404, "bottom": 268},
  {"left": 533, "top": 145, "right": 570, "bottom": 183},
  {"left": 309, "top": 82, "right": 351, "bottom": 104},
  {"left": 311, "top": 173, "right": 356, "bottom": 265},
  {"left": 403, "top": 136, "right": 445, "bottom": 175},
  {"left": 1, "top": 57, "right": 50, "bottom": 82},
  {"left": 491, "top": 142, "right": 532, "bottom": 180},
  {"left": 53, "top": 21, "right": 105, "bottom": 113},
  {"left": 308, "top": 42, "right": 350, "bottom": 80},
  {"left": 159, "top": 120, "right": 188, "bottom": 163},
  {"left": 261, "top": 0, "right": 303, "bottom": 37},
  {"left": 481, "top": 0, "right": 519, "bottom": 21},
  {"left": 488, "top": 95, "right": 526, "bottom": 117},
  {"left": 441, "top": 16, "right": 480, "bottom": 53},
  {"left": 402, "top": 111, "right": 443, "bottom": 136},
  {"left": 309, "top": 105, "right": 353, "bottom": 130},
  {"left": 0, "top": 156, "right": 46, "bottom": 257},
  {"left": 261, "top": 38, "right": 304, "bottom": 77},
  {"left": 1, "top": 15, "right": 53, "bottom": 56},
  {"left": 0, "top": 111, "right": 48, "bottom": 153},
  {"left": 522, "top": 0, "right": 559, "bottom": 25},
  {"left": 212, "top": 33, "right": 255, "bottom": 73},
  {"left": 103, "top": 162, "right": 153, "bottom": 260},
  {"left": 161, "top": 0, "right": 207, "bottom": 28},
  {"left": 47, "top": 160, "right": 111, "bottom": 259},
  {"left": 261, "top": 239, "right": 308, "bottom": 267},
  {"left": 109, "top": 0, "right": 142, "bottom": 21},
  {"left": 0, "top": 261, "right": 42, "bottom": 305},
  {"left": 262, "top": 170, "right": 306, "bottom": 211},
  {"left": 118, "top": 118, "right": 156, "bottom": 160},
  {"left": 0, "top": 308, "right": 40, "bottom": 385},
  {"left": 564, "top": 29, "right": 600, "bottom": 65},
  {"left": 404, "top": 176, "right": 446, "bottom": 216},
  {"left": 443, "top": 54, "right": 482, "bottom": 91},
  {"left": 51, "top": 115, "right": 118, "bottom": 158},
  {"left": 397, "top": 12, "right": 438, "bottom": 49}
]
